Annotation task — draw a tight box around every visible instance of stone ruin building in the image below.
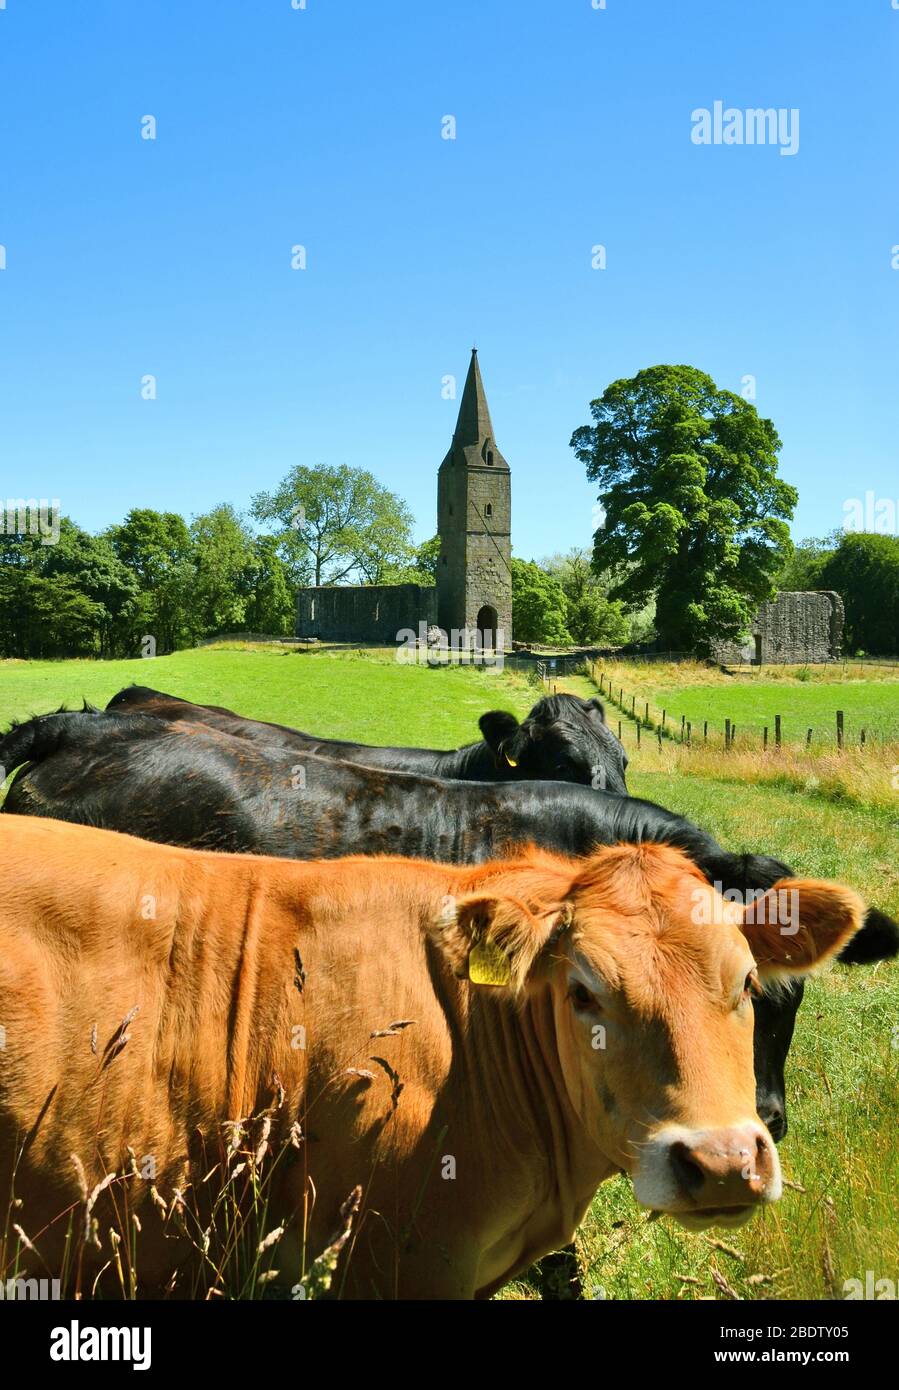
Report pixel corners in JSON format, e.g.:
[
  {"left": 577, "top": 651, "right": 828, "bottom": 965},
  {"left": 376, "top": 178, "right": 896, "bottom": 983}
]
[
  {"left": 295, "top": 349, "right": 512, "bottom": 649},
  {"left": 711, "top": 590, "right": 845, "bottom": 665}
]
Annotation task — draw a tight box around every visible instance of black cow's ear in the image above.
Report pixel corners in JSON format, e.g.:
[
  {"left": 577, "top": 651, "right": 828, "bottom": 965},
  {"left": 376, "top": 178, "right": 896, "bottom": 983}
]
[
  {"left": 479, "top": 710, "right": 520, "bottom": 750},
  {"left": 588, "top": 698, "right": 607, "bottom": 723},
  {"left": 837, "top": 907, "right": 899, "bottom": 965}
]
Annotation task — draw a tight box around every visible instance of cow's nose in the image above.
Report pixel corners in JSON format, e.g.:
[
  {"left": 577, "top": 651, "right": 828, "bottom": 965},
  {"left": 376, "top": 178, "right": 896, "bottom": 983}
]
[
  {"left": 668, "top": 1127, "right": 777, "bottom": 1208},
  {"left": 758, "top": 1099, "right": 787, "bottom": 1144}
]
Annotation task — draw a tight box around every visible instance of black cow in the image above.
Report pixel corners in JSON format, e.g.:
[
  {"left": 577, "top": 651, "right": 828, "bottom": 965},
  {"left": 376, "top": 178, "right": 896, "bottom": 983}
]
[
  {"left": 105, "top": 685, "right": 630, "bottom": 794},
  {"left": 2, "top": 707, "right": 896, "bottom": 1146}
]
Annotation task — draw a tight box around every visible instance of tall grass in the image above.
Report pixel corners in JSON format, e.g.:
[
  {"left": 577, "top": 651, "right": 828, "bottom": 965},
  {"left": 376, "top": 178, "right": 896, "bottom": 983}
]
[
  {"left": 1, "top": 1095, "right": 363, "bottom": 1301},
  {"left": 638, "top": 738, "right": 899, "bottom": 813}
]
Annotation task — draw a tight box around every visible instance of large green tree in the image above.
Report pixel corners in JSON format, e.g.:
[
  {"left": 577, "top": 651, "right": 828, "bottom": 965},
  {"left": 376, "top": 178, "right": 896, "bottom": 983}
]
[
  {"left": 0, "top": 568, "right": 105, "bottom": 658},
  {"left": 511, "top": 558, "right": 572, "bottom": 645},
  {"left": 244, "top": 534, "right": 297, "bottom": 636},
  {"left": 542, "top": 548, "right": 630, "bottom": 646},
  {"left": 189, "top": 505, "right": 256, "bottom": 637},
  {"left": 571, "top": 365, "right": 797, "bottom": 652},
  {"left": 775, "top": 532, "right": 838, "bottom": 593},
  {"left": 820, "top": 532, "right": 899, "bottom": 655},
  {"left": 251, "top": 464, "right": 416, "bottom": 587},
  {"left": 107, "top": 509, "right": 195, "bottom": 653},
  {"left": 0, "top": 518, "right": 139, "bottom": 658},
  {"left": 377, "top": 534, "right": 442, "bottom": 587},
  {"left": 39, "top": 519, "right": 141, "bottom": 657}
]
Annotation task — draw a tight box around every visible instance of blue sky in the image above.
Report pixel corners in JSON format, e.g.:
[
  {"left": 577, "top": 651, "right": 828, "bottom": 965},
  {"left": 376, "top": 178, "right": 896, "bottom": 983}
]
[{"left": 1, "top": 0, "right": 897, "bottom": 559}]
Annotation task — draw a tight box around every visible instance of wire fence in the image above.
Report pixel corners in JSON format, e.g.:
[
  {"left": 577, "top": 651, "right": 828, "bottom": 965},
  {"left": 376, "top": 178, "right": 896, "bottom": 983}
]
[{"left": 581, "top": 662, "right": 899, "bottom": 752}]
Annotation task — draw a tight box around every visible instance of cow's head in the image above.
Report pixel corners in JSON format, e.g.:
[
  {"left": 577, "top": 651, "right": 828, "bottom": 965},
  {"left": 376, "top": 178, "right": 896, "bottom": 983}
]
[
  {"left": 716, "top": 856, "right": 899, "bottom": 1144},
  {"left": 436, "top": 844, "right": 863, "bottom": 1230},
  {"left": 479, "top": 694, "right": 628, "bottom": 794}
]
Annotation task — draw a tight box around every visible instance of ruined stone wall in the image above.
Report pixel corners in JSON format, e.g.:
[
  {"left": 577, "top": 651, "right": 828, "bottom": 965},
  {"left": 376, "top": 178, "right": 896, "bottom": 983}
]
[
  {"left": 711, "top": 591, "right": 844, "bottom": 664},
  {"left": 296, "top": 584, "right": 437, "bottom": 643},
  {"left": 756, "top": 590, "right": 844, "bottom": 662}
]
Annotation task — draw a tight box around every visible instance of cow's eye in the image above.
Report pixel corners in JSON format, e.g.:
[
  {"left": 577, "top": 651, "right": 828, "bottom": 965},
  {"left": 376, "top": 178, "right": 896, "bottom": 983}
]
[{"left": 569, "top": 981, "right": 595, "bottom": 1010}]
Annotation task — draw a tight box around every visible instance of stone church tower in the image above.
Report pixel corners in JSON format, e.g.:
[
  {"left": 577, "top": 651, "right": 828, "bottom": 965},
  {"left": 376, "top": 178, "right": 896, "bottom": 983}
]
[{"left": 436, "top": 350, "right": 512, "bottom": 647}]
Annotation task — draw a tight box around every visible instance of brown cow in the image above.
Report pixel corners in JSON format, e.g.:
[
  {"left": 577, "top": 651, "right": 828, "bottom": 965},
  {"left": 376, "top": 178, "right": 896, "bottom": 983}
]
[{"left": 0, "top": 816, "right": 863, "bottom": 1299}]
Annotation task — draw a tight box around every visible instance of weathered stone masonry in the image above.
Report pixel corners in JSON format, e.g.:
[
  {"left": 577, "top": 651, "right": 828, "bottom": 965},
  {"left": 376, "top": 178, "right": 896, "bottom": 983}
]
[
  {"left": 296, "top": 350, "right": 512, "bottom": 646},
  {"left": 295, "top": 584, "right": 436, "bottom": 644},
  {"left": 711, "top": 591, "right": 845, "bottom": 664}
]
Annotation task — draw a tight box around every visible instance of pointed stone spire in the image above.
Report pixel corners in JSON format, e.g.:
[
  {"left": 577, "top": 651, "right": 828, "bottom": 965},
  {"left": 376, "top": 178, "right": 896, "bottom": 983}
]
[
  {"left": 441, "top": 348, "right": 509, "bottom": 471},
  {"left": 453, "top": 348, "right": 495, "bottom": 447}
]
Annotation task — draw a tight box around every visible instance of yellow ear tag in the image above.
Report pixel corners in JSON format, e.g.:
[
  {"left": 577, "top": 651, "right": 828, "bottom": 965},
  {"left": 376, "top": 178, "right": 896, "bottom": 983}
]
[
  {"left": 504, "top": 751, "right": 518, "bottom": 768},
  {"left": 469, "top": 937, "right": 512, "bottom": 986}
]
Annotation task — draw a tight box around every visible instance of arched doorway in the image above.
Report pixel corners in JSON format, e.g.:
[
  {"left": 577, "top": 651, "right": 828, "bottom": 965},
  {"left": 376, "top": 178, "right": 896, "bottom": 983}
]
[{"left": 476, "top": 604, "right": 499, "bottom": 650}]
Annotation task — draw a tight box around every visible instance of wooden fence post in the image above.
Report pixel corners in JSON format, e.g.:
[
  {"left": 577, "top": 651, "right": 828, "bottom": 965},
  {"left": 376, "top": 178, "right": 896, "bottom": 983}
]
[
  {"left": 617, "top": 719, "right": 622, "bottom": 741},
  {"left": 703, "top": 720, "right": 708, "bottom": 743},
  {"left": 636, "top": 722, "right": 641, "bottom": 748},
  {"left": 806, "top": 728, "right": 813, "bottom": 747},
  {"left": 775, "top": 715, "right": 782, "bottom": 748},
  {"left": 763, "top": 726, "right": 768, "bottom": 750},
  {"left": 860, "top": 728, "right": 866, "bottom": 747},
  {"left": 657, "top": 727, "right": 662, "bottom": 751},
  {"left": 836, "top": 710, "right": 844, "bottom": 750},
  {"left": 644, "top": 701, "right": 650, "bottom": 726},
  {"left": 725, "top": 719, "right": 731, "bottom": 750},
  {"left": 686, "top": 721, "right": 691, "bottom": 747}
]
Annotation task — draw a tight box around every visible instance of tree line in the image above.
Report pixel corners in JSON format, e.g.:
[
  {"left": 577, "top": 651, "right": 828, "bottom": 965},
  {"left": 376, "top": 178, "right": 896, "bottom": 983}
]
[
  {"left": 0, "top": 465, "right": 437, "bottom": 659},
  {"left": 2, "top": 367, "right": 895, "bottom": 659}
]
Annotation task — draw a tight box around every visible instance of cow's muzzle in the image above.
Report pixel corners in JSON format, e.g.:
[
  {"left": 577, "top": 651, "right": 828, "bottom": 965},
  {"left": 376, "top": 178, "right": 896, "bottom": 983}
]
[{"left": 632, "top": 1122, "right": 781, "bottom": 1229}]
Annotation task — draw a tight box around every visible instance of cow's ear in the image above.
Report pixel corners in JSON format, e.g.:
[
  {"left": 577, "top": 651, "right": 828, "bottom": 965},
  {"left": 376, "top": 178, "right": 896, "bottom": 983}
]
[
  {"left": 588, "top": 697, "right": 607, "bottom": 724},
  {"left": 480, "top": 711, "right": 528, "bottom": 769},
  {"left": 478, "top": 710, "right": 520, "bottom": 750},
  {"left": 740, "top": 879, "right": 864, "bottom": 979},
  {"left": 836, "top": 906, "right": 899, "bottom": 965},
  {"left": 431, "top": 892, "right": 570, "bottom": 993}
]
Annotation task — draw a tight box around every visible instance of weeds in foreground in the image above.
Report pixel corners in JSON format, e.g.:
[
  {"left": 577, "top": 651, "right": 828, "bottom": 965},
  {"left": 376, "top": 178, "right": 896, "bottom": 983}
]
[{"left": 1, "top": 1088, "right": 361, "bottom": 1301}]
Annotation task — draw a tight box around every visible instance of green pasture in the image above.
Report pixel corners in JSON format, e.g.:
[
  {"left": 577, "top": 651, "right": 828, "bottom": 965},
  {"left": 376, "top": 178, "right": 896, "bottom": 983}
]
[
  {"left": 598, "top": 665, "right": 899, "bottom": 746},
  {"left": 0, "top": 644, "right": 536, "bottom": 746},
  {"left": 1, "top": 645, "right": 896, "bottom": 1300}
]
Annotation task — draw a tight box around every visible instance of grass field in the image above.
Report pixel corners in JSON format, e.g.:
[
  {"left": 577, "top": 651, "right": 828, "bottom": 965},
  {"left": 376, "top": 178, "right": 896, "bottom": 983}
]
[
  {"left": 1, "top": 645, "right": 897, "bottom": 1300},
  {"left": 0, "top": 644, "right": 538, "bottom": 748},
  {"left": 593, "top": 658, "right": 899, "bottom": 746}
]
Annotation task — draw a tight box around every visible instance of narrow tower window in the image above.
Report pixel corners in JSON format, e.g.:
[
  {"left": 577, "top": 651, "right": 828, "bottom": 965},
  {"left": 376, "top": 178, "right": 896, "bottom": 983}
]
[
  {"left": 487, "top": 451, "right": 494, "bottom": 465},
  {"left": 485, "top": 503, "right": 493, "bottom": 517}
]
